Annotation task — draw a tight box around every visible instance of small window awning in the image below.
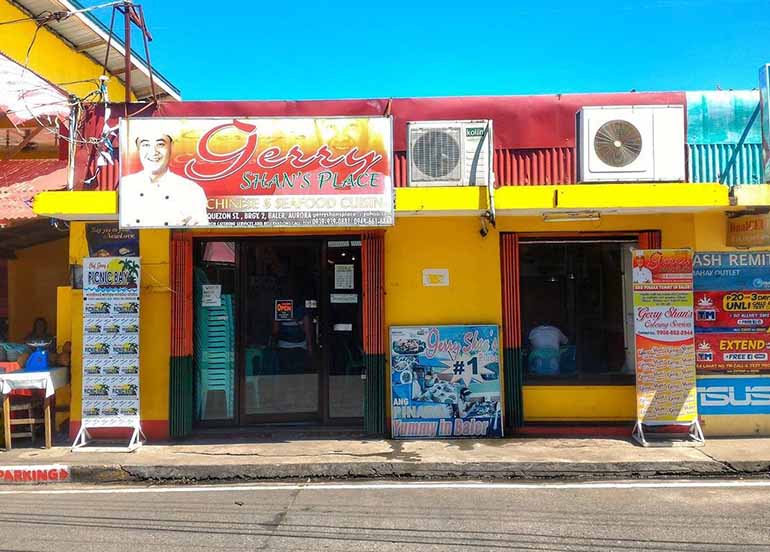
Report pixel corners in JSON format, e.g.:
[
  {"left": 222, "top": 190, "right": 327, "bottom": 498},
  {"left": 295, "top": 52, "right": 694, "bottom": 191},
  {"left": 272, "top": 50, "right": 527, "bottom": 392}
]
[{"left": 0, "top": 159, "right": 67, "bottom": 225}]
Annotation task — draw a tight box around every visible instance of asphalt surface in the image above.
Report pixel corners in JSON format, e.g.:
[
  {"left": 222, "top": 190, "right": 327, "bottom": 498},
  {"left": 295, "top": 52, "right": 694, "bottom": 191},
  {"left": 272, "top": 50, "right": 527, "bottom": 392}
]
[{"left": 0, "top": 480, "right": 768, "bottom": 551}]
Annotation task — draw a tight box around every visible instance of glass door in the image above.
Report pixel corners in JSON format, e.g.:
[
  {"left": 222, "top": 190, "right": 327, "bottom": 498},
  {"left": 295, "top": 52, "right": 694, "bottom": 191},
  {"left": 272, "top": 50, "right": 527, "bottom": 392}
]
[
  {"left": 240, "top": 240, "right": 322, "bottom": 423},
  {"left": 324, "top": 239, "right": 364, "bottom": 421}
]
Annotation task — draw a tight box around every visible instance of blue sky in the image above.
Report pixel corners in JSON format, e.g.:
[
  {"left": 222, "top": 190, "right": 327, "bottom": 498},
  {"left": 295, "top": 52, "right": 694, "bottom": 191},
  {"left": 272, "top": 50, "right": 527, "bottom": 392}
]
[{"left": 86, "top": 0, "right": 769, "bottom": 100}]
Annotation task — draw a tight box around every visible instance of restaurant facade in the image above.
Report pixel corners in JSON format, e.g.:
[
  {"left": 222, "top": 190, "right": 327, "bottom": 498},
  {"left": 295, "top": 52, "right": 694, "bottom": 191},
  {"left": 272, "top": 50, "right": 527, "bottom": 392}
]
[{"left": 33, "top": 89, "right": 770, "bottom": 442}]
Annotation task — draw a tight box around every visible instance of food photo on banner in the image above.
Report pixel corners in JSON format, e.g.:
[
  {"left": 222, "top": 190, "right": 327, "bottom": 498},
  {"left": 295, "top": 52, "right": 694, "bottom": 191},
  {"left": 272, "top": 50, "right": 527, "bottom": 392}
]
[
  {"left": 389, "top": 325, "right": 503, "bottom": 439},
  {"left": 118, "top": 117, "right": 394, "bottom": 229},
  {"left": 694, "top": 252, "right": 770, "bottom": 415},
  {"left": 631, "top": 249, "right": 701, "bottom": 445}
]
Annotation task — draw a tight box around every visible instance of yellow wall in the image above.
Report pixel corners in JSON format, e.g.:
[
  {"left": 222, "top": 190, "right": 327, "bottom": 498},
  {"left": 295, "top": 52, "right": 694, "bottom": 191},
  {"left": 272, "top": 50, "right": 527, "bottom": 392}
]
[
  {"left": 67, "top": 223, "right": 170, "bottom": 426},
  {"left": 7, "top": 238, "right": 69, "bottom": 343},
  {"left": 385, "top": 217, "right": 503, "bottom": 328},
  {"left": 0, "top": 1, "right": 130, "bottom": 102}
]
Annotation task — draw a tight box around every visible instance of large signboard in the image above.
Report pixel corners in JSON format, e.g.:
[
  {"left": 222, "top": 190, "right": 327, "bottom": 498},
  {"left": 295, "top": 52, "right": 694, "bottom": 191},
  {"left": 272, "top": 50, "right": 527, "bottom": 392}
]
[
  {"left": 81, "top": 257, "right": 140, "bottom": 429},
  {"left": 390, "top": 325, "right": 502, "bottom": 439},
  {"left": 693, "top": 252, "right": 770, "bottom": 375},
  {"left": 118, "top": 117, "right": 394, "bottom": 229},
  {"left": 697, "top": 376, "right": 770, "bottom": 415},
  {"left": 632, "top": 249, "right": 698, "bottom": 425}
]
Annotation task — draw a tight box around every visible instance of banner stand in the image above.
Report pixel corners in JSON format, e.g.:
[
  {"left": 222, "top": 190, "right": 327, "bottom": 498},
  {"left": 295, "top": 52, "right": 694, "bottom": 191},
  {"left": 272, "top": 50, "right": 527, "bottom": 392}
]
[
  {"left": 76, "top": 257, "right": 143, "bottom": 453},
  {"left": 71, "top": 422, "right": 146, "bottom": 453},
  {"left": 632, "top": 420, "right": 704, "bottom": 448},
  {"left": 631, "top": 249, "right": 703, "bottom": 448}
]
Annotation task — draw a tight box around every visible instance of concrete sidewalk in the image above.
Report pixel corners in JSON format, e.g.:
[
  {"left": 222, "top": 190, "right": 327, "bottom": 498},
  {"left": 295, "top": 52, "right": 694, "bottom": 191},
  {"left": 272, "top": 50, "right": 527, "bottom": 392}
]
[{"left": 2, "top": 435, "right": 770, "bottom": 484}]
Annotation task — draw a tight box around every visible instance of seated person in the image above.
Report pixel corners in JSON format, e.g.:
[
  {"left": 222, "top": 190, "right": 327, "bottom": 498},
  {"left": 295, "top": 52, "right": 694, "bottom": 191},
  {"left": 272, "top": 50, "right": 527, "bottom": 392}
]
[
  {"left": 25, "top": 317, "right": 56, "bottom": 353},
  {"left": 528, "top": 322, "right": 568, "bottom": 376}
]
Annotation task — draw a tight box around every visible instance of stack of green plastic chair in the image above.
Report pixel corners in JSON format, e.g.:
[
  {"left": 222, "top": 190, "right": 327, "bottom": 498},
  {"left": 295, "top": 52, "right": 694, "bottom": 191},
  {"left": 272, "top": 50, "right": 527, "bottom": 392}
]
[{"left": 193, "top": 269, "right": 235, "bottom": 419}]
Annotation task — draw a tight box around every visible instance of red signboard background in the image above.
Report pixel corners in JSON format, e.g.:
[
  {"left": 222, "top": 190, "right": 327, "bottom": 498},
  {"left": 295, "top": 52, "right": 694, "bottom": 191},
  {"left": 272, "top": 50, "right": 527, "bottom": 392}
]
[
  {"left": 694, "top": 291, "right": 770, "bottom": 331},
  {"left": 695, "top": 332, "right": 770, "bottom": 374}
]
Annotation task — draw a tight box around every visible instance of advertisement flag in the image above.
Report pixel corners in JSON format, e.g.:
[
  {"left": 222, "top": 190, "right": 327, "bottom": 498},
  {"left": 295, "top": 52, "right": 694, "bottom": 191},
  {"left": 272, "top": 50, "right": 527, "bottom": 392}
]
[
  {"left": 118, "top": 117, "right": 394, "bottom": 229},
  {"left": 631, "top": 249, "right": 701, "bottom": 445},
  {"left": 390, "top": 325, "right": 502, "bottom": 439},
  {"left": 76, "top": 257, "right": 143, "bottom": 450},
  {"left": 693, "top": 252, "right": 770, "bottom": 376}
]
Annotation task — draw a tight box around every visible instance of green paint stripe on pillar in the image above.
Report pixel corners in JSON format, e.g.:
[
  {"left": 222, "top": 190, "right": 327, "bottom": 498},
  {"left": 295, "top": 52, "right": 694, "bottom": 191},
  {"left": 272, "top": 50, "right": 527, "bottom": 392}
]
[
  {"left": 364, "top": 353, "right": 386, "bottom": 436},
  {"left": 169, "top": 355, "right": 193, "bottom": 439}
]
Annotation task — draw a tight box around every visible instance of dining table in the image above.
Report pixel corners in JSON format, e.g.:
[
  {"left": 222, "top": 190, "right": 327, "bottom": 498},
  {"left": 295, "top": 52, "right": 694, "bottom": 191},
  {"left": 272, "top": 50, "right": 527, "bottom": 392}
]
[{"left": 0, "top": 366, "right": 69, "bottom": 450}]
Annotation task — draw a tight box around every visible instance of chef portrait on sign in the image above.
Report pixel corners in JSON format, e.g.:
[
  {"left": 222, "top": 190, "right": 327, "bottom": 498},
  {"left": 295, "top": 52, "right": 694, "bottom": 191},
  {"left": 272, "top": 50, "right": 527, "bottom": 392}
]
[{"left": 120, "top": 125, "right": 209, "bottom": 228}]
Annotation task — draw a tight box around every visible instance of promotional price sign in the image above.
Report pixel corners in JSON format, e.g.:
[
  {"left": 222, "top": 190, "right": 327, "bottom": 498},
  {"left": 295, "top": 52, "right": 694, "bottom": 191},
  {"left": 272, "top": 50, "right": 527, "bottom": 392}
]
[
  {"left": 693, "top": 252, "right": 770, "bottom": 375},
  {"left": 75, "top": 257, "right": 144, "bottom": 450},
  {"left": 631, "top": 249, "right": 701, "bottom": 445},
  {"left": 119, "top": 117, "right": 394, "bottom": 229},
  {"left": 389, "top": 325, "right": 502, "bottom": 439}
]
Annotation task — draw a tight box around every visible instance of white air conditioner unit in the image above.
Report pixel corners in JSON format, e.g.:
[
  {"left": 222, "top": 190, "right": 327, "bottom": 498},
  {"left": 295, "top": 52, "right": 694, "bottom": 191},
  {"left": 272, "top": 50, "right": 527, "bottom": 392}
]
[
  {"left": 578, "top": 105, "right": 685, "bottom": 183},
  {"left": 407, "top": 120, "right": 493, "bottom": 186}
]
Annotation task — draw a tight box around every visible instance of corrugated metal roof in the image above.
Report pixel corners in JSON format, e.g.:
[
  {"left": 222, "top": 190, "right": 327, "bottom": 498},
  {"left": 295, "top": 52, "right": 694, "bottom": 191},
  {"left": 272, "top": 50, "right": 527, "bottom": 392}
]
[
  {"left": 11, "top": 0, "right": 180, "bottom": 101},
  {"left": 688, "top": 143, "right": 763, "bottom": 185},
  {"left": 0, "top": 159, "right": 67, "bottom": 222}
]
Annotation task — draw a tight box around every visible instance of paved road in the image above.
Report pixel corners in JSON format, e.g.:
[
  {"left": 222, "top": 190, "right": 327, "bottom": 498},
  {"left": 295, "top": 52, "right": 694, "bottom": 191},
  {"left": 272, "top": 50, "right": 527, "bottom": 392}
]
[{"left": 0, "top": 480, "right": 768, "bottom": 551}]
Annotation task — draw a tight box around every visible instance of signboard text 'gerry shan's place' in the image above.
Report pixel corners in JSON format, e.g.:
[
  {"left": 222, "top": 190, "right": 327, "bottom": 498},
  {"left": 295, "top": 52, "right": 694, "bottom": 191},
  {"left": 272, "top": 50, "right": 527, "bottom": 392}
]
[{"left": 118, "top": 117, "right": 394, "bottom": 229}]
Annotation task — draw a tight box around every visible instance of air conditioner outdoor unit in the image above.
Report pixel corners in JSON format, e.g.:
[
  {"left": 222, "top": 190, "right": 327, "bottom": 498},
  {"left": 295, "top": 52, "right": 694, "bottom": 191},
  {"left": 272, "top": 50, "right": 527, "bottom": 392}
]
[
  {"left": 407, "top": 120, "right": 493, "bottom": 187},
  {"left": 578, "top": 105, "right": 685, "bottom": 183}
]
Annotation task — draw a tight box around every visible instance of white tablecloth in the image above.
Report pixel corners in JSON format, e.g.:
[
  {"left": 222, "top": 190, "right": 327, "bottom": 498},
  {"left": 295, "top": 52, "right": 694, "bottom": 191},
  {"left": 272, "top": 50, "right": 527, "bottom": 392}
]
[{"left": 0, "top": 367, "right": 69, "bottom": 397}]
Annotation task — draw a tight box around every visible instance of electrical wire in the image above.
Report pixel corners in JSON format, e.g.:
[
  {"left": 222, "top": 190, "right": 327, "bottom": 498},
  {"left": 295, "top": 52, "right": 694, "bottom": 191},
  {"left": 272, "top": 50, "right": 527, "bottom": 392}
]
[{"left": 0, "top": 1, "right": 128, "bottom": 26}]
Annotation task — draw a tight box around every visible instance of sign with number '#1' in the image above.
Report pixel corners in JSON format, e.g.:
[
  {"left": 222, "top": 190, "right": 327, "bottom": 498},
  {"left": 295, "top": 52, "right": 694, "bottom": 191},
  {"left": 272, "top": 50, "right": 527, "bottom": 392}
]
[{"left": 389, "top": 325, "right": 503, "bottom": 439}]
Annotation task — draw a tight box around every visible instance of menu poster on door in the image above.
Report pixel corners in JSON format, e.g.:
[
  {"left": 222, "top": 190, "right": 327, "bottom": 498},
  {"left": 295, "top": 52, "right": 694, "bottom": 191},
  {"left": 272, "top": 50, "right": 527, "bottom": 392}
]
[
  {"left": 632, "top": 249, "right": 698, "bottom": 424},
  {"left": 81, "top": 257, "right": 140, "bottom": 427},
  {"left": 693, "top": 252, "right": 770, "bottom": 374},
  {"left": 390, "top": 325, "right": 502, "bottom": 439}
]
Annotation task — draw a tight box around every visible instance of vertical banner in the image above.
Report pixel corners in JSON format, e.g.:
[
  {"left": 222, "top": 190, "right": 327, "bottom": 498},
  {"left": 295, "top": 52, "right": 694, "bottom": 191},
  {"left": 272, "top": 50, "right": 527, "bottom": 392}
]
[
  {"left": 390, "top": 325, "right": 502, "bottom": 439},
  {"left": 79, "top": 257, "right": 141, "bottom": 439},
  {"left": 631, "top": 249, "right": 701, "bottom": 445}
]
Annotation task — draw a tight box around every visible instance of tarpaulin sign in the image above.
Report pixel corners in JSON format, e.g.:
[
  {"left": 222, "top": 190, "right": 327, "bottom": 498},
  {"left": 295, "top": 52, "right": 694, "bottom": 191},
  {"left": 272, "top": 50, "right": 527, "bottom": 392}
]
[
  {"left": 696, "top": 333, "right": 770, "bottom": 374},
  {"left": 697, "top": 376, "right": 770, "bottom": 415},
  {"left": 694, "top": 252, "right": 770, "bottom": 376},
  {"left": 74, "top": 257, "right": 144, "bottom": 451},
  {"left": 389, "top": 325, "right": 502, "bottom": 439},
  {"left": 631, "top": 249, "right": 702, "bottom": 446},
  {"left": 118, "top": 117, "right": 394, "bottom": 229},
  {"left": 694, "top": 291, "right": 770, "bottom": 331}
]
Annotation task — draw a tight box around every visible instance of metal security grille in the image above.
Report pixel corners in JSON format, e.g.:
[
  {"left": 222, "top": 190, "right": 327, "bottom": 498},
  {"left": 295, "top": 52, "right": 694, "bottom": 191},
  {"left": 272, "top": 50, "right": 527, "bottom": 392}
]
[
  {"left": 362, "top": 231, "right": 386, "bottom": 436},
  {"left": 410, "top": 128, "right": 462, "bottom": 181},
  {"left": 169, "top": 232, "right": 194, "bottom": 439}
]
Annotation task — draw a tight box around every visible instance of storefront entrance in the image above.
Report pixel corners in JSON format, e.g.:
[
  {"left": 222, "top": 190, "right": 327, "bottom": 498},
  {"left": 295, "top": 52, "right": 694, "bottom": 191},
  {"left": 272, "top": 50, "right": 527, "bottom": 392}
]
[{"left": 193, "top": 237, "right": 364, "bottom": 427}]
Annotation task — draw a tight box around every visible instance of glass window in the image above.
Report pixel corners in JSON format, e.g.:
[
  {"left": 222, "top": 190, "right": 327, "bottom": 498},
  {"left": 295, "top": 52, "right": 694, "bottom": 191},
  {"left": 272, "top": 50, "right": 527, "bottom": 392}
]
[{"left": 520, "top": 239, "right": 636, "bottom": 385}]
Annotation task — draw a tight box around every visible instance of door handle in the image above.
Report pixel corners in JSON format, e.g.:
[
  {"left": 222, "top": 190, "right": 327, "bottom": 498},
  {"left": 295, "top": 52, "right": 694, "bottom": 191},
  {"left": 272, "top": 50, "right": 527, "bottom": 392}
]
[{"left": 313, "top": 317, "right": 321, "bottom": 349}]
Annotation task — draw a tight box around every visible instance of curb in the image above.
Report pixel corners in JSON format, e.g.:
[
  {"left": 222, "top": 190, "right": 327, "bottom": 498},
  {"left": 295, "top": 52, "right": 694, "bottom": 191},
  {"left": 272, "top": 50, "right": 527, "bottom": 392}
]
[{"left": 53, "top": 461, "right": 770, "bottom": 485}]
